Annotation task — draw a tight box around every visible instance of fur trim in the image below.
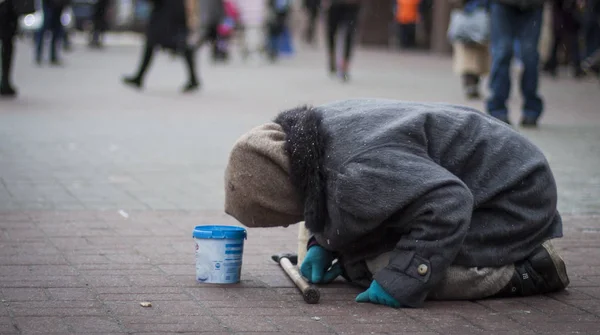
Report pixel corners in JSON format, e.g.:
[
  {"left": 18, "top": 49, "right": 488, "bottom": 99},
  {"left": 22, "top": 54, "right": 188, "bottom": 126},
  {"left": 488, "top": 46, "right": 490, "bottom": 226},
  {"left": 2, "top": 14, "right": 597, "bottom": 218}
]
[{"left": 274, "top": 106, "right": 328, "bottom": 233}]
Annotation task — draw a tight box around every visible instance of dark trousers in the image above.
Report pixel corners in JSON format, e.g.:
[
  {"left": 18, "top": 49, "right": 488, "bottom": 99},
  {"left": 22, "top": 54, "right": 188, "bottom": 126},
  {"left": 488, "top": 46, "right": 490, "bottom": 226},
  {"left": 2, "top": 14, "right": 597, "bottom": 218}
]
[
  {"left": 1, "top": 1, "right": 17, "bottom": 88},
  {"left": 397, "top": 23, "right": 416, "bottom": 48},
  {"left": 200, "top": 23, "right": 223, "bottom": 60},
  {"left": 305, "top": 6, "right": 319, "bottom": 44},
  {"left": 266, "top": 15, "right": 287, "bottom": 60},
  {"left": 35, "top": 3, "right": 64, "bottom": 62},
  {"left": 487, "top": 3, "right": 543, "bottom": 120},
  {"left": 1, "top": 35, "right": 15, "bottom": 86},
  {"left": 326, "top": 3, "right": 360, "bottom": 68},
  {"left": 132, "top": 42, "right": 198, "bottom": 85},
  {"left": 545, "top": 30, "right": 582, "bottom": 74},
  {"left": 90, "top": 0, "right": 109, "bottom": 46}
]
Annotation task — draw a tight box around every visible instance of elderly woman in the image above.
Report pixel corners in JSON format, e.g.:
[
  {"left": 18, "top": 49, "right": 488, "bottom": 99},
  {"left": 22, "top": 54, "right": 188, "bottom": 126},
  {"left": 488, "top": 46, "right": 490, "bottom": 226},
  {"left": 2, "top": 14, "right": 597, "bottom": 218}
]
[{"left": 224, "top": 98, "right": 569, "bottom": 308}]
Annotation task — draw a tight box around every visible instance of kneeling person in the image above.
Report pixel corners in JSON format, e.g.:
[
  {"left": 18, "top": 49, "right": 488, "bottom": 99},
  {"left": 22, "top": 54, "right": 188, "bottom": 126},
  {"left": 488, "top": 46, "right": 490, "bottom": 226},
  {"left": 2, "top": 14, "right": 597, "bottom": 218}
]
[{"left": 224, "top": 99, "right": 569, "bottom": 308}]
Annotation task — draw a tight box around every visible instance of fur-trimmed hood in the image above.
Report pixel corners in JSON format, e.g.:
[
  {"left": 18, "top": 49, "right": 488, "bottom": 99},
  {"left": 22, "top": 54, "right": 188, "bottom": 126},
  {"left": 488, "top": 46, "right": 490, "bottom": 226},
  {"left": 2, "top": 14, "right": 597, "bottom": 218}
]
[{"left": 274, "top": 106, "right": 329, "bottom": 233}]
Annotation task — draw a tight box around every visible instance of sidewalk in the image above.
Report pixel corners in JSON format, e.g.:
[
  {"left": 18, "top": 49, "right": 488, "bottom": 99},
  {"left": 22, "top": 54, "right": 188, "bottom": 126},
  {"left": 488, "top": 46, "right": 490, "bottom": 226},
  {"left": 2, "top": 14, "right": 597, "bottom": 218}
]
[
  {"left": 1, "top": 37, "right": 600, "bottom": 334},
  {"left": 1, "top": 211, "right": 599, "bottom": 334}
]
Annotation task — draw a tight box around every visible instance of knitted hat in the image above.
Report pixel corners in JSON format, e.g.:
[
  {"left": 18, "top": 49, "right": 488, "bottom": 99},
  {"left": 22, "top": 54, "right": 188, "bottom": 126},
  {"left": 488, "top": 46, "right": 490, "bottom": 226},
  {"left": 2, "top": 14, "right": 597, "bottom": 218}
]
[{"left": 224, "top": 123, "right": 304, "bottom": 228}]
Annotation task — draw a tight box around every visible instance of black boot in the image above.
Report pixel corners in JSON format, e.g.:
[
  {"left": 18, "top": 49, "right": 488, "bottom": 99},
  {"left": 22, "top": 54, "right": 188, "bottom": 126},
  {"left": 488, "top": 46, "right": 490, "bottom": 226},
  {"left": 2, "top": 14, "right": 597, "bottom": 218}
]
[
  {"left": 122, "top": 76, "right": 142, "bottom": 89},
  {"left": 0, "top": 84, "right": 17, "bottom": 97},
  {"left": 122, "top": 43, "right": 154, "bottom": 90},
  {"left": 492, "top": 241, "right": 569, "bottom": 298},
  {"left": 182, "top": 48, "right": 200, "bottom": 93}
]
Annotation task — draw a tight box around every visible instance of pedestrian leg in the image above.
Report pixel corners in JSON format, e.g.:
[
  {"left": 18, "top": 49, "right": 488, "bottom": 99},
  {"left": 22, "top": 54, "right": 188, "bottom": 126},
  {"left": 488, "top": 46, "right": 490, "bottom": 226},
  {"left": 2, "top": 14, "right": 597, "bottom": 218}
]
[
  {"left": 123, "top": 42, "right": 155, "bottom": 89},
  {"left": 516, "top": 7, "right": 543, "bottom": 126},
  {"left": 182, "top": 47, "right": 200, "bottom": 92},
  {"left": 326, "top": 5, "right": 341, "bottom": 74},
  {"left": 486, "top": 2, "right": 516, "bottom": 124},
  {"left": 1, "top": 36, "right": 17, "bottom": 97},
  {"left": 543, "top": 33, "right": 560, "bottom": 77},
  {"left": 340, "top": 5, "right": 359, "bottom": 81}
]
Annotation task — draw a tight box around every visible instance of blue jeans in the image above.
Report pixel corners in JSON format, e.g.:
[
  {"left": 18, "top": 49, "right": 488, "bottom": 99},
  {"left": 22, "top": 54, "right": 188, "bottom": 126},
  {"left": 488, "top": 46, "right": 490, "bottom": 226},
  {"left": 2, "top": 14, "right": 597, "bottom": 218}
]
[
  {"left": 487, "top": 3, "right": 543, "bottom": 120},
  {"left": 35, "top": 4, "right": 63, "bottom": 62}
]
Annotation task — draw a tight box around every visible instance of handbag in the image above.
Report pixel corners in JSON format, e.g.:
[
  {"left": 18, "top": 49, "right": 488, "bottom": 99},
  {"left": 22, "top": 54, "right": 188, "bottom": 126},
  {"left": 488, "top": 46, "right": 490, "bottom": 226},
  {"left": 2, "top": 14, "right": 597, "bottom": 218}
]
[{"left": 447, "top": 8, "right": 490, "bottom": 45}]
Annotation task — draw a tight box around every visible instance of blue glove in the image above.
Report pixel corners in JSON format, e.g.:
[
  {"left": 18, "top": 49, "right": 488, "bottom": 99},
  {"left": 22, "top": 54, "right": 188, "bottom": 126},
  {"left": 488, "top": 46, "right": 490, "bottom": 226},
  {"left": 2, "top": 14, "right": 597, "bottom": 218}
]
[
  {"left": 300, "top": 245, "right": 343, "bottom": 283},
  {"left": 355, "top": 280, "right": 402, "bottom": 308}
]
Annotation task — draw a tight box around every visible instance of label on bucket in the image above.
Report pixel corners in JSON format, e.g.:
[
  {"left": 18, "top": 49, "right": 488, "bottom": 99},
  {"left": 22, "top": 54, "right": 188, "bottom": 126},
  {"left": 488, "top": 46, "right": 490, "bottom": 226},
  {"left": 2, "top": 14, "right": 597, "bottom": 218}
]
[{"left": 195, "top": 238, "right": 244, "bottom": 284}]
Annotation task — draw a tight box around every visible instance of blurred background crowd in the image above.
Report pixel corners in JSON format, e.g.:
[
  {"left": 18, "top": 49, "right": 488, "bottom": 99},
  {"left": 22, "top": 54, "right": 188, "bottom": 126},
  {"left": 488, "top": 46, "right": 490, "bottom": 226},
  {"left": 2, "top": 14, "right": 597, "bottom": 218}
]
[{"left": 1, "top": 0, "right": 599, "bottom": 125}]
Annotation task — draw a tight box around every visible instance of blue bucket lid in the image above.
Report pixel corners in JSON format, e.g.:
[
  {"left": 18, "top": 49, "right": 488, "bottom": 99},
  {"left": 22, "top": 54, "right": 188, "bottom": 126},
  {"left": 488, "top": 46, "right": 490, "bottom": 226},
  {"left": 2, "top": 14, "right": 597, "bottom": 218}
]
[{"left": 193, "top": 225, "right": 247, "bottom": 240}]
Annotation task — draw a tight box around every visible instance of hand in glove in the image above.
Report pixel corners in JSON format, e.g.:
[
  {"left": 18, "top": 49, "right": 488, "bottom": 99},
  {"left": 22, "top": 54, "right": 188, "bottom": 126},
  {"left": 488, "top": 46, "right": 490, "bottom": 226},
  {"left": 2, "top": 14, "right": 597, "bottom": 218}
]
[
  {"left": 300, "top": 245, "right": 343, "bottom": 283},
  {"left": 355, "top": 280, "right": 402, "bottom": 308}
]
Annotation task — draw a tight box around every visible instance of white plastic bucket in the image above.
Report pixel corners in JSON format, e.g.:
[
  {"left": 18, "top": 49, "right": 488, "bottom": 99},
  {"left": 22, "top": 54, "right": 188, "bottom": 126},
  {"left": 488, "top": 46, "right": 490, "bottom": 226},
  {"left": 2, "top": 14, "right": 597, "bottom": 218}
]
[{"left": 193, "top": 225, "right": 247, "bottom": 284}]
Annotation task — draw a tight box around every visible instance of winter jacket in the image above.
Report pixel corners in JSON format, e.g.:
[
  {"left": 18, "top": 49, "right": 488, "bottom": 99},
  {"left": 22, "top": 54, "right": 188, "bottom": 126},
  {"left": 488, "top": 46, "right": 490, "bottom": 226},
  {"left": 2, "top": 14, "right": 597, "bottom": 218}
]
[
  {"left": 395, "top": 0, "right": 420, "bottom": 24},
  {"left": 273, "top": 99, "right": 562, "bottom": 308}
]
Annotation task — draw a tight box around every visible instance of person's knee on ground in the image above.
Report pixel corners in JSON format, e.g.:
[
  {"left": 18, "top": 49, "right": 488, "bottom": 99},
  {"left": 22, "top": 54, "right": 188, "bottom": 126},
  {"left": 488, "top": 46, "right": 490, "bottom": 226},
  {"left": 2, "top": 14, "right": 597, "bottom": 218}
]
[{"left": 366, "top": 240, "right": 569, "bottom": 301}]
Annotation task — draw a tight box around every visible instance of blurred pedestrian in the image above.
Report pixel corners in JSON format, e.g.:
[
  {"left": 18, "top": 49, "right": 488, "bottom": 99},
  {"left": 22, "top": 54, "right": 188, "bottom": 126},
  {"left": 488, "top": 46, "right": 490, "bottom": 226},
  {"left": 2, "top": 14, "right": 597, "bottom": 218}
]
[
  {"left": 326, "top": 0, "right": 362, "bottom": 82},
  {"left": 35, "top": 0, "right": 69, "bottom": 65},
  {"left": 450, "top": 0, "right": 490, "bottom": 99},
  {"left": 487, "top": 0, "right": 545, "bottom": 127},
  {"left": 212, "top": 0, "right": 241, "bottom": 62},
  {"left": 1, "top": 0, "right": 35, "bottom": 97},
  {"left": 581, "top": 0, "right": 600, "bottom": 73},
  {"left": 89, "top": 0, "right": 110, "bottom": 48},
  {"left": 265, "top": 0, "right": 292, "bottom": 62},
  {"left": 122, "top": 0, "right": 200, "bottom": 93},
  {"left": 303, "top": 0, "right": 321, "bottom": 45},
  {"left": 394, "top": 0, "right": 420, "bottom": 49},
  {"left": 542, "top": 0, "right": 584, "bottom": 78},
  {"left": 197, "top": 0, "right": 225, "bottom": 62}
]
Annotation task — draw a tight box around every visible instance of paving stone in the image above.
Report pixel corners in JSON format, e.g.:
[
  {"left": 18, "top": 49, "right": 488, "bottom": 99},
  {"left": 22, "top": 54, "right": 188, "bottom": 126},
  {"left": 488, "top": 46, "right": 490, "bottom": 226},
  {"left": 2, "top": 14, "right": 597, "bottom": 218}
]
[
  {"left": 83, "top": 275, "right": 133, "bottom": 287},
  {"left": 267, "top": 315, "right": 335, "bottom": 333},
  {"left": 13, "top": 316, "right": 71, "bottom": 333},
  {"left": 215, "top": 315, "right": 279, "bottom": 332},
  {"left": 0, "top": 275, "right": 87, "bottom": 288},
  {"left": 120, "top": 315, "right": 224, "bottom": 333},
  {"left": 98, "top": 293, "right": 191, "bottom": 302},
  {"left": 0, "top": 288, "right": 48, "bottom": 301},
  {"left": 64, "top": 316, "right": 123, "bottom": 333},
  {"left": 0, "top": 317, "right": 18, "bottom": 334},
  {"left": 47, "top": 288, "right": 97, "bottom": 300}
]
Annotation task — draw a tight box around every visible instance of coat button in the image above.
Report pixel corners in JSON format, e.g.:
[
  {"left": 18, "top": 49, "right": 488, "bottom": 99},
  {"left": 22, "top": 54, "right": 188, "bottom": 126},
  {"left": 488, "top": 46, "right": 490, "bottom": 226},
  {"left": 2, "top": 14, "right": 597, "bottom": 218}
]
[{"left": 417, "top": 264, "right": 428, "bottom": 276}]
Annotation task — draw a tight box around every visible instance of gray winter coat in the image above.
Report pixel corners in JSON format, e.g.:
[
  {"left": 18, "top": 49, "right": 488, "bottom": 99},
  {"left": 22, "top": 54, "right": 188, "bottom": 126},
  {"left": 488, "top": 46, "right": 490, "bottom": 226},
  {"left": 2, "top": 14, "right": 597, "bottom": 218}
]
[{"left": 273, "top": 99, "right": 562, "bottom": 308}]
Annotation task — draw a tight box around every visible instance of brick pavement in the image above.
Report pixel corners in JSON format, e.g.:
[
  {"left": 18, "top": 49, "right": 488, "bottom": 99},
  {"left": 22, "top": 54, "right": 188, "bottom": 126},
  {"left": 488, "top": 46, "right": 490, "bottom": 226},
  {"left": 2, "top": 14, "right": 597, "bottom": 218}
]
[
  {"left": 0, "top": 34, "right": 599, "bottom": 334},
  {"left": 0, "top": 211, "right": 599, "bottom": 334}
]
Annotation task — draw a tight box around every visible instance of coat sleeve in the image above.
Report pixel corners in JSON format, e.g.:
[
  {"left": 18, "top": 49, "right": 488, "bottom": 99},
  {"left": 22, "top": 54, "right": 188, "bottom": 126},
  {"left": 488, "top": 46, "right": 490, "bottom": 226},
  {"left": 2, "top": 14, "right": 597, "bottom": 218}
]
[{"left": 334, "top": 146, "right": 474, "bottom": 307}]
